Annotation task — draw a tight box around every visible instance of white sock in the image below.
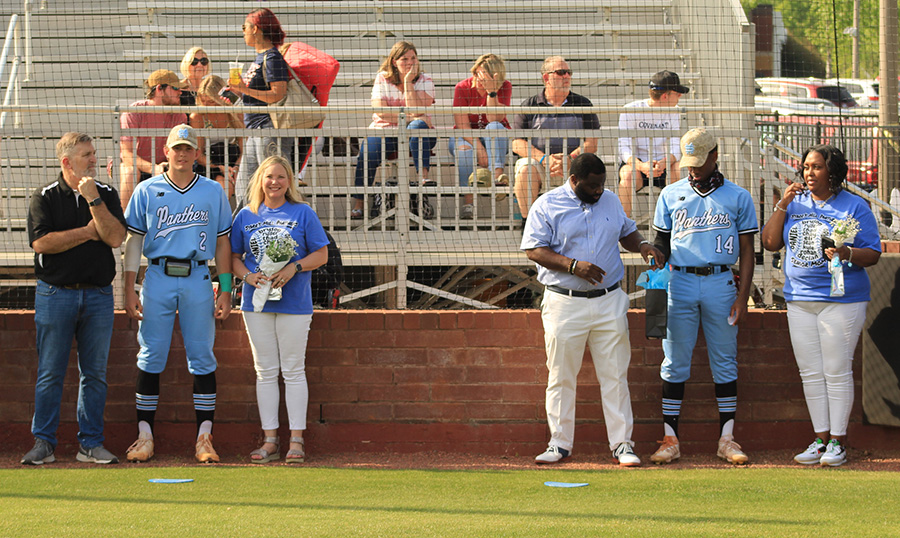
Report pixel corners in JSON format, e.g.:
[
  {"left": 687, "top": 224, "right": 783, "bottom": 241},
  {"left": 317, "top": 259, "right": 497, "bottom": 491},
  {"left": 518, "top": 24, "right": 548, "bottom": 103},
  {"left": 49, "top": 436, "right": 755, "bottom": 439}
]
[
  {"left": 664, "top": 424, "right": 677, "bottom": 438},
  {"left": 721, "top": 419, "right": 735, "bottom": 438},
  {"left": 138, "top": 421, "right": 152, "bottom": 436},
  {"left": 197, "top": 420, "right": 213, "bottom": 438}
]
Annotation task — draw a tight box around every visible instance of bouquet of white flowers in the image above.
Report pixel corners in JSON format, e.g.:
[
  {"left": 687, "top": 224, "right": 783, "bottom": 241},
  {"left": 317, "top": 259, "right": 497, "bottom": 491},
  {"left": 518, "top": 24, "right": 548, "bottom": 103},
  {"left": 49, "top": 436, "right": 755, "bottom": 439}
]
[
  {"left": 252, "top": 236, "right": 298, "bottom": 312},
  {"left": 828, "top": 216, "right": 860, "bottom": 297},
  {"left": 830, "top": 216, "right": 860, "bottom": 247}
]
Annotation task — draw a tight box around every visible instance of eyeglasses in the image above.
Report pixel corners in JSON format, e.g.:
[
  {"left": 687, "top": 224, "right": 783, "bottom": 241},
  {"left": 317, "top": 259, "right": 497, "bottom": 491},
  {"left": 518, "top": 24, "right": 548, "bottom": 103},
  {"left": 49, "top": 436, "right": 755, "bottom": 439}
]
[
  {"left": 549, "top": 69, "right": 573, "bottom": 76},
  {"left": 191, "top": 57, "right": 209, "bottom": 66}
]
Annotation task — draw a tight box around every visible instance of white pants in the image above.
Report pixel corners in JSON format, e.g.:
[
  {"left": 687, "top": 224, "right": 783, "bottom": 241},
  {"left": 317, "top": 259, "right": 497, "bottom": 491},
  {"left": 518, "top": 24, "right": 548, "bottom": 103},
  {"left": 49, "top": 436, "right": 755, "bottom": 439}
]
[
  {"left": 541, "top": 287, "right": 634, "bottom": 452},
  {"left": 786, "top": 301, "right": 867, "bottom": 437},
  {"left": 243, "top": 312, "right": 312, "bottom": 431}
]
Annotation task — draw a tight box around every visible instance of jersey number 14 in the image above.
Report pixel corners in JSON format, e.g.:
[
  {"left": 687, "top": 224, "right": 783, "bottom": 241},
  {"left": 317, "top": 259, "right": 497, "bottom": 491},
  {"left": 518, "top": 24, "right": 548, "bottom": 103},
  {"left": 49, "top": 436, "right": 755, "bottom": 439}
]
[{"left": 715, "top": 234, "right": 735, "bottom": 255}]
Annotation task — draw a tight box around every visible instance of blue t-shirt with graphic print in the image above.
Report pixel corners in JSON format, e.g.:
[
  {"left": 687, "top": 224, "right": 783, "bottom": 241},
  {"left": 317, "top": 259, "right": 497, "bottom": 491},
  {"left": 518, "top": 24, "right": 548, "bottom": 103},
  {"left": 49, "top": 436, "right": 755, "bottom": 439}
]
[
  {"left": 781, "top": 189, "right": 881, "bottom": 303},
  {"left": 231, "top": 201, "right": 330, "bottom": 314}
]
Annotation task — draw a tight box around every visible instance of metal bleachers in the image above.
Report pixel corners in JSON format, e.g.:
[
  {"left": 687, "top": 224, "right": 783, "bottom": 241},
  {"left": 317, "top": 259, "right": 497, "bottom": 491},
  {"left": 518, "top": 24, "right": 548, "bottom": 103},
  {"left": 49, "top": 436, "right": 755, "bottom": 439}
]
[{"left": 0, "top": 0, "right": 758, "bottom": 309}]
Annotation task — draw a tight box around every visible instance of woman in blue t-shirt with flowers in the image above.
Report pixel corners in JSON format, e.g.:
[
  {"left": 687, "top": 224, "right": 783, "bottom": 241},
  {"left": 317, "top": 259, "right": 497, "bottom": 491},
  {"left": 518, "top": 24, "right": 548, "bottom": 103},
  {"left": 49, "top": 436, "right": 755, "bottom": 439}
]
[
  {"left": 231, "top": 155, "right": 329, "bottom": 463},
  {"left": 761, "top": 144, "right": 881, "bottom": 467}
]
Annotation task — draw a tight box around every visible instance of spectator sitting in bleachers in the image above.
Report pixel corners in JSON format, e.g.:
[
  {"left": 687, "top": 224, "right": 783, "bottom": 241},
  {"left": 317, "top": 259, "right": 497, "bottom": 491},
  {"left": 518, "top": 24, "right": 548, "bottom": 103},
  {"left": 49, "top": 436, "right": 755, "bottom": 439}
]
[
  {"left": 511, "top": 56, "right": 599, "bottom": 224},
  {"left": 617, "top": 70, "right": 689, "bottom": 218},
  {"left": 119, "top": 69, "right": 188, "bottom": 205},
  {"left": 449, "top": 54, "right": 512, "bottom": 220},
  {"left": 189, "top": 75, "right": 243, "bottom": 201},
  {"left": 179, "top": 47, "right": 211, "bottom": 107},
  {"left": 351, "top": 40, "right": 436, "bottom": 220}
]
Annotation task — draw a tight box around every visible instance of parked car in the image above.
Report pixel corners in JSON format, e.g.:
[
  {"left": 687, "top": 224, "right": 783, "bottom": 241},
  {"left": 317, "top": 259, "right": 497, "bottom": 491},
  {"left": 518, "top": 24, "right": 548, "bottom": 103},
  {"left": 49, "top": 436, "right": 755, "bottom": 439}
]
[
  {"left": 756, "top": 77, "right": 859, "bottom": 108},
  {"left": 755, "top": 96, "right": 844, "bottom": 115},
  {"left": 825, "top": 78, "right": 879, "bottom": 108},
  {"left": 757, "top": 113, "right": 878, "bottom": 191}
]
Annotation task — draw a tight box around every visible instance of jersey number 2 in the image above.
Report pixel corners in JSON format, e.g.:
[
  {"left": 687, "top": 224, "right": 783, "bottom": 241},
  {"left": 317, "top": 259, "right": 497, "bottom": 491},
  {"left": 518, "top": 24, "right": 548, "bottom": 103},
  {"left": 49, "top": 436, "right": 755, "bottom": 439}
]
[
  {"left": 199, "top": 232, "right": 208, "bottom": 252},
  {"left": 715, "top": 234, "right": 734, "bottom": 255}
]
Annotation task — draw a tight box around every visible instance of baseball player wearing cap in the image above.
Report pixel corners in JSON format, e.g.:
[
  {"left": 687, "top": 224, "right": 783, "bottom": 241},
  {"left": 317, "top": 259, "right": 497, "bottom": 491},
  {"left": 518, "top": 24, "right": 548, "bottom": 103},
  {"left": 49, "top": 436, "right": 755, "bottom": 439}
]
[
  {"left": 618, "top": 70, "right": 690, "bottom": 218},
  {"left": 649, "top": 128, "right": 757, "bottom": 465},
  {"left": 122, "top": 124, "right": 233, "bottom": 463},
  {"left": 119, "top": 69, "right": 189, "bottom": 205}
]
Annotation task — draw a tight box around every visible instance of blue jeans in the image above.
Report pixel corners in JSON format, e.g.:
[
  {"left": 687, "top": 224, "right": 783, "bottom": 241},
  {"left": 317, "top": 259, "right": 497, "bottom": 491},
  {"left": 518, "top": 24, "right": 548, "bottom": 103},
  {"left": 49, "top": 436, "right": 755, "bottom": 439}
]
[
  {"left": 353, "top": 119, "right": 435, "bottom": 200},
  {"left": 448, "top": 121, "right": 510, "bottom": 186},
  {"left": 32, "top": 281, "right": 115, "bottom": 448},
  {"left": 235, "top": 132, "right": 295, "bottom": 208}
]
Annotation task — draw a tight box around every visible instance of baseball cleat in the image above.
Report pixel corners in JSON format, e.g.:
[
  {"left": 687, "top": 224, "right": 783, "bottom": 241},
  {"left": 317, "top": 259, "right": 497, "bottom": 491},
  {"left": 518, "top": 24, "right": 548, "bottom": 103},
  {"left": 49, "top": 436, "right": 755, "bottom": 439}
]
[
  {"left": 717, "top": 435, "right": 749, "bottom": 465},
  {"left": 195, "top": 433, "right": 220, "bottom": 463},
  {"left": 650, "top": 436, "right": 681, "bottom": 464},
  {"left": 126, "top": 432, "right": 154, "bottom": 462}
]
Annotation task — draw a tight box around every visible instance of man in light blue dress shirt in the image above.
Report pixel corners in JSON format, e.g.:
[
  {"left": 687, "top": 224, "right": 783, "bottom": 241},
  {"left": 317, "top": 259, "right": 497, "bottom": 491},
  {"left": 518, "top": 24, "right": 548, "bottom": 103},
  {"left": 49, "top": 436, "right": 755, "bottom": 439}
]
[{"left": 522, "top": 153, "right": 664, "bottom": 466}]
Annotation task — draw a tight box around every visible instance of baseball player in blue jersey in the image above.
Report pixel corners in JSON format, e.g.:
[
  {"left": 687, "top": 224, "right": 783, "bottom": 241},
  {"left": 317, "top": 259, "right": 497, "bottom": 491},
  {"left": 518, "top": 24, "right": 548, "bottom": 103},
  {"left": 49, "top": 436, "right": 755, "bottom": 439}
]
[
  {"left": 122, "top": 124, "right": 233, "bottom": 463},
  {"left": 649, "top": 128, "right": 758, "bottom": 465}
]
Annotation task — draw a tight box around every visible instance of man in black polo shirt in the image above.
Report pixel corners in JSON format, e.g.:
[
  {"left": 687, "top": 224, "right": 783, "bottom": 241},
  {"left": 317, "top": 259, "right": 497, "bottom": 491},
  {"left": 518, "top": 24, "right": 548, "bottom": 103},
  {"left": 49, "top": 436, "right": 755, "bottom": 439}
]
[
  {"left": 511, "top": 56, "right": 600, "bottom": 222},
  {"left": 22, "top": 132, "right": 127, "bottom": 465}
]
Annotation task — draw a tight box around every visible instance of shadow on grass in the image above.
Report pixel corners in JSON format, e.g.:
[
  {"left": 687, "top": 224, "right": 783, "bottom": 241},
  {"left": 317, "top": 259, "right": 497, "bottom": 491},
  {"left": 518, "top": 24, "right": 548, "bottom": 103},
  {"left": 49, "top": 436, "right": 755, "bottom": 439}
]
[{"left": 0, "top": 491, "right": 812, "bottom": 527}]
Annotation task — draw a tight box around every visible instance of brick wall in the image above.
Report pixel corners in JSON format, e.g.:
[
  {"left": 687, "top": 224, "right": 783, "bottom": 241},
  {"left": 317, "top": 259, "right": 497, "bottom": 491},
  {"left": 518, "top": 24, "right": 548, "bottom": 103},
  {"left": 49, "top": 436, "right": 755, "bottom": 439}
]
[{"left": 2, "top": 309, "right": 898, "bottom": 458}]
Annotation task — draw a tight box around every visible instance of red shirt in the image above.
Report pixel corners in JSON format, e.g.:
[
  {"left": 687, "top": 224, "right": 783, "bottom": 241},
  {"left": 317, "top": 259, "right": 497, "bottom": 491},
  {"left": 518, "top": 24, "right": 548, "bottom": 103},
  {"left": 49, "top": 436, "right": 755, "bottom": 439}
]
[
  {"left": 452, "top": 77, "right": 512, "bottom": 129},
  {"left": 120, "top": 100, "right": 187, "bottom": 164}
]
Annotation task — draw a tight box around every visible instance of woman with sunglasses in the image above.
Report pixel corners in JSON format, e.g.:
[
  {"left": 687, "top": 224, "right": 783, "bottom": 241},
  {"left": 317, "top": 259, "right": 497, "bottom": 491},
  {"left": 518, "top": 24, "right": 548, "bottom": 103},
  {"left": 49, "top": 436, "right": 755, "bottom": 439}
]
[
  {"left": 229, "top": 8, "right": 295, "bottom": 208},
  {"left": 179, "top": 47, "right": 211, "bottom": 106}
]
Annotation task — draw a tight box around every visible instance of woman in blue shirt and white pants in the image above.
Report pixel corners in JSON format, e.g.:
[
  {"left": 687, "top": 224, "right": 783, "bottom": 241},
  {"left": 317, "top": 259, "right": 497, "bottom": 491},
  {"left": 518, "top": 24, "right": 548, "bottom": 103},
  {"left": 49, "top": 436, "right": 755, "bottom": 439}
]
[{"left": 762, "top": 144, "right": 881, "bottom": 467}]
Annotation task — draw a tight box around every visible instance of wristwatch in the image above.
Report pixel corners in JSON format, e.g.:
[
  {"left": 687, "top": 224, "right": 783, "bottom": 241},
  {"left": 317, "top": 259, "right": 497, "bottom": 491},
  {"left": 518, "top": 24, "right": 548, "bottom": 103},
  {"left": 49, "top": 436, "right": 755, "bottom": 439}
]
[
  {"left": 487, "top": 91, "right": 498, "bottom": 98},
  {"left": 294, "top": 261, "right": 303, "bottom": 273},
  {"left": 88, "top": 197, "right": 103, "bottom": 207}
]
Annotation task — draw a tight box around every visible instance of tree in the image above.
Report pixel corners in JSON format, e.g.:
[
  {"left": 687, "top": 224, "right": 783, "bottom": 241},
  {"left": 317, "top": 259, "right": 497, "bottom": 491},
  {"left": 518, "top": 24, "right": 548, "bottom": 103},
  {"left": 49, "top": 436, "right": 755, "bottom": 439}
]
[{"left": 742, "top": 0, "right": 883, "bottom": 78}]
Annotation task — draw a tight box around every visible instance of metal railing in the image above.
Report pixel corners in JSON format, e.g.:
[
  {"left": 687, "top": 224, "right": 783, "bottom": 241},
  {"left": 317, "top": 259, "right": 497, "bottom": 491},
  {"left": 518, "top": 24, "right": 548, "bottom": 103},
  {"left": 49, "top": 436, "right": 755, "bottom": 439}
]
[
  {"left": 0, "top": 103, "right": 767, "bottom": 309},
  {"left": 0, "top": 13, "right": 21, "bottom": 128}
]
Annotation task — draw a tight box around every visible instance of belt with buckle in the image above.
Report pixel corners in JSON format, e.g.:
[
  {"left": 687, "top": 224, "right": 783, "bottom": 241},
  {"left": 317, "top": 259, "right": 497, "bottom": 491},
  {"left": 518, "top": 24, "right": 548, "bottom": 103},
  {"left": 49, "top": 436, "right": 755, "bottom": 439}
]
[
  {"left": 546, "top": 282, "right": 620, "bottom": 298},
  {"left": 59, "top": 283, "right": 99, "bottom": 290},
  {"left": 672, "top": 265, "right": 731, "bottom": 276},
  {"left": 149, "top": 258, "right": 207, "bottom": 267}
]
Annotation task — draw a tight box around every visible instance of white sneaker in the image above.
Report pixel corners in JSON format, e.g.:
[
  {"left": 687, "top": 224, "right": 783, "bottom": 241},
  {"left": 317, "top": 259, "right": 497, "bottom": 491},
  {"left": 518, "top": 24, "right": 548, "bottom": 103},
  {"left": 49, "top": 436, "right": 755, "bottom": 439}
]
[
  {"left": 612, "top": 443, "right": 641, "bottom": 467},
  {"left": 794, "top": 438, "right": 826, "bottom": 465},
  {"left": 534, "top": 445, "right": 570, "bottom": 464},
  {"left": 820, "top": 439, "right": 846, "bottom": 467}
]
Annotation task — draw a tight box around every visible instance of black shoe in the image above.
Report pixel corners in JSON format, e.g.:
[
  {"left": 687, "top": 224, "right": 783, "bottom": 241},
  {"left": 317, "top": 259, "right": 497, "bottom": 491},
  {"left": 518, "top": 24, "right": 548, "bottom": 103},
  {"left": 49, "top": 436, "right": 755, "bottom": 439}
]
[{"left": 371, "top": 194, "right": 382, "bottom": 218}]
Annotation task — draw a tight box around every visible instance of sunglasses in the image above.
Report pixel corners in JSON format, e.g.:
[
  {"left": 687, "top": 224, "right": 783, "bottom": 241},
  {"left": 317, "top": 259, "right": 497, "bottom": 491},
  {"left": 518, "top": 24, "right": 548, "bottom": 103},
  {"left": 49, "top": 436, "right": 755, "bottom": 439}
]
[
  {"left": 191, "top": 57, "right": 209, "bottom": 66},
  {"left": 549, "top": 69, "right": 573, "bottom": 76}
]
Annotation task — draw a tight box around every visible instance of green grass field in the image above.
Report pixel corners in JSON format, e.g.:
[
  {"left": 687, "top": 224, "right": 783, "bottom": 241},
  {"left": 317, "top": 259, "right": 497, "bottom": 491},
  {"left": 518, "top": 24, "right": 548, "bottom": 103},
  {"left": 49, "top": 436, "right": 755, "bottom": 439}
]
[{"left": 2, "top": 466, "right": 899, "bottom": 537}]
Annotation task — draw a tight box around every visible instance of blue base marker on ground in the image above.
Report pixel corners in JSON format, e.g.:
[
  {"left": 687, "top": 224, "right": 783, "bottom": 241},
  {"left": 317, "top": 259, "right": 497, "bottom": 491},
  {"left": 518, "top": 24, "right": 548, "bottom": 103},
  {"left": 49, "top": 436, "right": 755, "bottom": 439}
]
[{"left": 544, "top": 481, "right": 589, "bottom": 488}]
